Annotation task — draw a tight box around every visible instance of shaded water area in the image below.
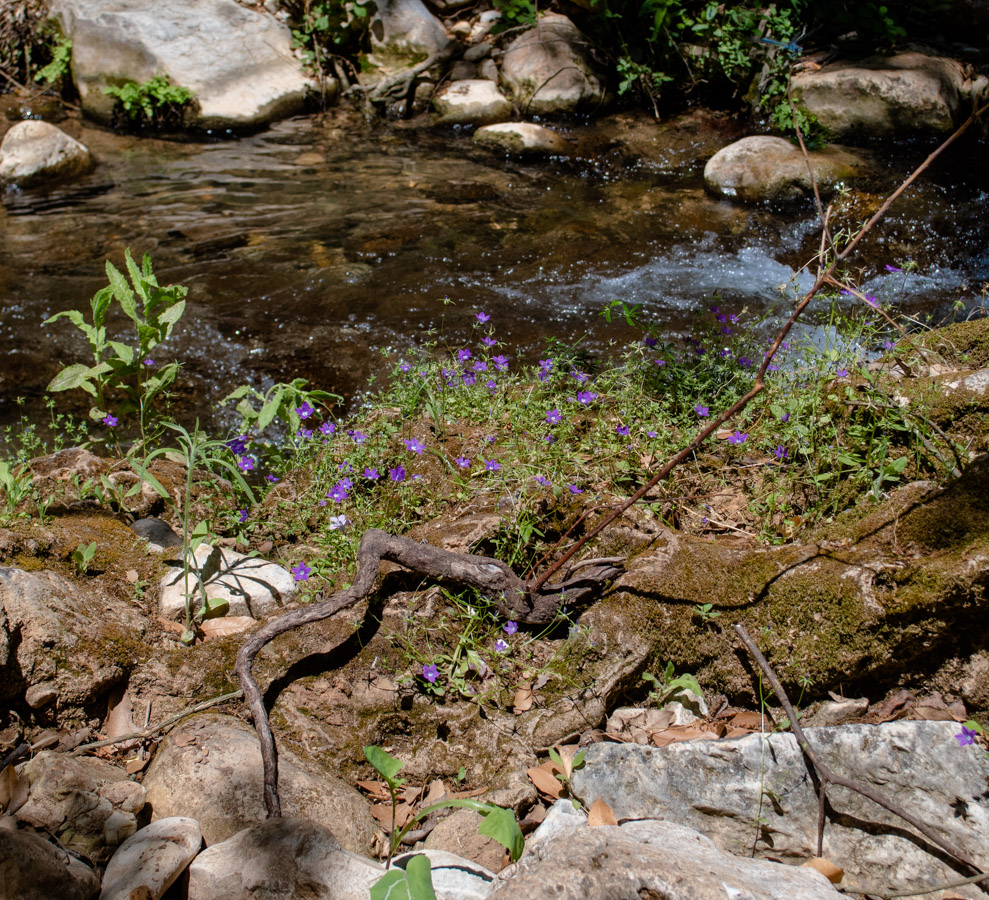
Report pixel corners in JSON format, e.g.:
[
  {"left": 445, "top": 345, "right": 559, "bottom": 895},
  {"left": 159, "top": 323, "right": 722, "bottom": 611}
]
[{"left": 2, "top": 103, "right": 987, "bottom": 436}]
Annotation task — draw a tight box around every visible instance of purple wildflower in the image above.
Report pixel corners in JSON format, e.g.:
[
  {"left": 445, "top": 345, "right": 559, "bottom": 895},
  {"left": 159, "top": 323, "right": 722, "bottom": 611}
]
[
  {"left": 329, "top": 514, "right": 347, "bottom": 531},
  {"left": 576, "top": 391, "right": 598, "bottom": 405},
  {"left": 297, "top": 427, "right": 313, "bottom": 439},
  {"left": 239, "top": 456, "right": 256, "bottom": 473},
  {"left": 350, "top": 430, "right": 367, "bottom": 444},
  {"left": 389, "top": 465, "right": 406, "bottom": 483},
  {"left": 328, "top": 483, "right": 349, "bottom": 502},
  {"left": 695, "top": 404, "right": 709, "bottom": 417},
  {"left": 481, "top": 336, "right": 497, "bottom": 348},
  {"left": 476, "top": 311, "right": 490, "bottom": 323},
  {"left": 504, "top": 621, "right": 518, "bottom": 635},
  {"left": 422, "top": 663, "right": 439, "bottom": 683},
  {"left": 728, "top": 431, "right": 748, "bottom": 445},
  {"left": 568, "top": 484, "right": 584, "bottom": 494},
  {"left": 102, "top": 413, "right": 118, "bottom": 427},
  {"left": 836, "top": 368, "right": 850, "bottom": 378},
  {"left": 319, "top": 421, "right": 335, "bottom": 436},
  {"left": 616, "top": 424, "right": 630, "bottom": 437},
  {"left": 885, "top": 264, "right": 903, "bottom": 273},
  {"left": 492, "top": 355, "right": 508, "bottom": 371},
  {"left": 227, "top": 435, "right": 249, "bottom": 455},
  {"left": 142, "top": 357, "right": 154, "bottom": 366},
  {"left": 546, "top": 408, "right": 562, "bottom": 424},
  {"left": 462, "top": 373, "right": 477, "bottom": 387},
  {"left": 364, "top": 467, "right": 379, "bottom": 480},
  {"left": 296, "top": 401, "right": 315, "bottom": 420},
  {"left": 404, "top": 438, "right": 426, "bottom": 455},
  {"left": 956, "top": 726, "right": 978, "bottom": 747},
  {"left": 883, "top": 340, "right": 896, "bottom": 351},
  {"left": 647, "top": 431, "right": 658, "bottom": 438},
  {"left": 544, "top": 434, "right": 556, "bottom": 444},
  {"left": 774, "top": 445, "right": 789, "bottom": 460},
  {"left": 265, "top": 473, "right": 279, "bottom": 483},
  {"left": 780, "top": 413, "right": 791, "bottom": 423},
  {"left": 738, "top": 357, "right": 753, "bottom": 368},
  {"left": 494, "top": 639, "right": 509, "bottom": 653},
  {"left": 654, "top": 359, "right": 666, "bottom": 367},
  {"left": 572, "top": 370, "right": 589, "bottom": 383},
  {"left": 455, "top": 456, "right": 471, "bottom": 469},
  {"left": 472, "top": 360, "right": 488, "bottom": 372},
  {"left": 643, "top": 336, "right": 658, "bottom": 347},
  {"left": 457, "top": 348, "right": 472, "bottom": 363},
  {"left": 864, "top": 294, "right": 878, "bottom": 307},
  {"left": 534, "top": 475, "right": 551, "bottom": 486},
  {"left": 486, "top": 379, "right": 497, "bottom": 391},
  {"left": 399, "top": 361, "right": 411, "bottom": 372},
  {"left": 238, "top": 509, "right": 249, "bottom": 523},
  {"left": 292, "top": 561, "right": 311, "bottom": 582},
  {"left": 484, "top": 459, "right": 501, "bottom": 473}
]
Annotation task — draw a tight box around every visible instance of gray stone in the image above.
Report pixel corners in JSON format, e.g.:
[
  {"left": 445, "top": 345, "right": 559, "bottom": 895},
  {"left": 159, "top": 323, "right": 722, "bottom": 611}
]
[
  {"left": 449, "top": 60, "right": 477, "bottom": 81},
  {"left": 142, "top": 714, "right": 376, "bottom": 853},
  {"left": 704, "top": 135, "right": 866, "bottom": 204},
  {"left": 486, "top": 819, "right": 840, "bottom": 900},
  {"left": 790, "top": 52, "right": 987, "bottom": 139},
  {"left": 477, "top": 58, "right": 499, "bottom": 82},
  {"left": 570, "top": 721, "right": 989, "bottom": 898},
  {"left": 499, "top": 14, "right": 604, "bottom": 115},
  {"left": 0, "top": 120, "right": 93, "bottom": 188},
  {"left": 158, "top": 542, "right": 297, "bottom": 620},
  {"left": 24, "top": 682, "right": 58, "bottom": 710},
  {"left": 16, "top": 751, "right": 146, "bottom": 863},
  {"left": 474, "top": 122, "right": 569, "bottom": 155},
  {"left": 187, "top": 818, "right": 383, "bottom": 900},
  {"left": 463, "top": 42, "right": 492, "bottom": 63},
  {"left": 522, "top": 798, "right": 585, "bottom": 855},
  {"left": 100, "top": 816, "right": 202, "bottom": 900},
  {"left": 131, "top": 517, "right": 182, "bottom": 551},
  {"left": 0, "top": 568, "right": 143, "bottom": 716},
  {"left": 945, "top": 368, "right": 989, "bottom": 396},
  {"left": 433, "top": 80, "right": 512, "bottom": 125},
  {"left": 805, "top": 697, "right": 869, "bottom": 727},
  {"left": 0, "top": 828, "right": 100, "bottom": 900},
  {"left": 48, "top": 0, "right": 314, "bottom": 130},
  {"left": 367, "top": 0, "right": 452, "bottom": 73}
]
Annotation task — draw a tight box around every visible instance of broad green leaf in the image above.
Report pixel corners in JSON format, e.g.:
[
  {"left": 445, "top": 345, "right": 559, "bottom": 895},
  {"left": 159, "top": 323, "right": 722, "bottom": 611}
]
[
  {"left": 222, "top": 385, "right": 255, "bottom": 402},
  {"left": 47, "top": 364, "right": 95, "bottom": 393},
  {"left": 477, "top": 805, "right": 525, "bottom": 861},
  {"left": 44, "top": 309, "right": 85, "bottom": 328},
  {"left": 257, "top": 395, "right": 282, "bottom": 431},
  {"left": 108, "top": 341, "right": 135, "bottom": 364},
  {"left": 370, "top": 869, "right": 410, "bottom": 900},
  {"left": 159, "top": 299, "right": 186, "bottom": 334},
  {"left": 105, "top": 260, "right": 139, "bottom": 324},
  {"left": 124, "top": 249, "right": 149, "bottom": 304},
  {"left": 364, "top": 745, "right": 405, "bottom": 786},
  {"left": 404, "top": 854, "right": 437, "bottom": 899},
  {"left": 91, "top": 286, "right": 113, "bottom": 328}
]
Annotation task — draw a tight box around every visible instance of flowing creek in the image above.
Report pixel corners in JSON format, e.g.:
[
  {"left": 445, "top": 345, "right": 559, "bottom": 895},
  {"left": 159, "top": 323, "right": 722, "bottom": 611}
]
[{"left": 2, "top": 104, "right": 987, "bottom": 437}]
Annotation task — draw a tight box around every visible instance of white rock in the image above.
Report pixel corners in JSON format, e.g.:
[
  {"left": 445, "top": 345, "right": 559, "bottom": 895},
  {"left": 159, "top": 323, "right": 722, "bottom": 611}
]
[
  {"left": 100, "top": 817, "right": 202, "bottom": 900},
  {"left": 570, "top": 721, "right": 989, "bottom": 898},
  {"left": 48, "top": 0, "right": 314, "bottom": 130},
  {"left": 187, "top": 818, "right": 383, "bottom": 900},
  {"left": 791, "top": 51, "right": 985, "bottom": 138},
  {"left": 158, "top": 542, "right": 296, "bottom": 620},
  {"left": 392, "top": 849, "right": 496, "bottom": 899},
  {"left": 945, "top": 368, "right": 989, "bottom": 395},
  {"left": 486, "top": 819, "right": 841, "bottom": 899},
  {"left": 0, "top": 120, "right": 93, "bottom": 188},
  {"left": 499, "top": 14, "right": 604, "bottom": 115},
  {"left": 704, "top": 135, "right": 866, "bottom": 204},
  {"left": 433, "top": 79, "right": 512, "bottom": 125},
  {"left": 474, "top": 122, "right": 568, "bottom": 155},
  {"left": 522, "top": 799, "right": 586, "bottom": 855}
]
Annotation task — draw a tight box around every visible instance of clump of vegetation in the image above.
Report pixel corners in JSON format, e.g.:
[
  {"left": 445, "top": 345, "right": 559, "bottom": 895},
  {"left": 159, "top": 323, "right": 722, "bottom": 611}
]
[
  {"left": 103, "top": 74, "right": 195, "bottom": 130},
  {"left": 0, "top": 0, "right": 49, "bottom": 88}
]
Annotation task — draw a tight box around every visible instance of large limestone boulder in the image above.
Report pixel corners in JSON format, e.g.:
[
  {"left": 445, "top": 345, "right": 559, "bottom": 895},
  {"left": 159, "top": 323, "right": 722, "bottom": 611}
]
[
  {"left": 499, "top": 13, "right": 605, "bottom": 115},
  {"left": 0, "top": 829, "right": 100, "bottom": 900},
  {"left": 790, "top": 52, "right": 988, "bottom": 140},
  {"left": 570, "top": 721, "right": 989, "bottom": 899},
  {"left": 703, "top": 135, "right": 866, "bottom": 204},
  {"left": 187, "top": 818, "right": 383, "bottom": 900},
  {"left": 15, "top": 751, "right": 146, "bottom": 863},
  {"left": 0, "top": 120, "right": 93, "bottom": 188},
  {"left": 0, "top": 567, "right": 144, "bottom": 719},
  {"left": 486, "top": 819, "right": 840, "bottom": 899},
  {"left": 142, "top": 714, "right": 377, "bottom": 853},
  {"left": 48, "top": 0, "right": 314, "bottom": 130},
  {"left": 366, "top": 0, "right": 453, "bottom": 73},
  {"left": 433, "top": 79, "right": 512, "bottom": 125},
  {"left": 474, "top": 122, "right": 569, "bottom": 155},
  {"left": 100, "top": 817, "right": 202, "bottom": 900}
]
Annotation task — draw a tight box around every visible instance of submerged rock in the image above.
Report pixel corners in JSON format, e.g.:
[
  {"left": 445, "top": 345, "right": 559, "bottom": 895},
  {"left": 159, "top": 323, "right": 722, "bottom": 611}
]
[
  {"left": 48, "top": 0, "right": 314, "bottom": 130},
  {"left": 486, "top": 819, "right": 840, "bottom": 899},
  {"left": 703, "top": 135, "right": 866, "bottom": 204},
  {"left": 570, "top": 721, "right": 989, "bottom": 898},
  {"left": 499, "top": 14, "right": 605, "bottom": 115},
  {"left": 790, "top": 52, "right": 988, "bottom": 139},
  {"left": 473, "top": 122, "right": 569, "bottom": 155},
  {"left": 186, "top": 818, "right": 383, "bottom": 900},
  {"left": 142, "top": 713, "right": 376, "bottom": 853},
  {"left": 433, "top": 80, "right": 512, "bottom": 125},
  {"left": 0, "top": 829, "right": 100, "bottom": 900},
  {"left": 0, "top": 120, "right": 93, "bottom": 188}
]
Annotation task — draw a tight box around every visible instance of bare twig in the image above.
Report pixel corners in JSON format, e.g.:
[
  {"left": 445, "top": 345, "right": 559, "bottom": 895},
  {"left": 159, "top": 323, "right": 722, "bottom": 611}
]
[
  {"left": 733, "top": 624, "right": 986, "bottom": 878},
  {"left": 70, "top": 689, "right": 243, "bottom": 755}
]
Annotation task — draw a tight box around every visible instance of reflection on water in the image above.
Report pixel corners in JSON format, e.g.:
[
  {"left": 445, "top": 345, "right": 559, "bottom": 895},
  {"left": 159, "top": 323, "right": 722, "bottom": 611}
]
[{"left": 1, "top": 106, "right": 986, "bottom": 434}]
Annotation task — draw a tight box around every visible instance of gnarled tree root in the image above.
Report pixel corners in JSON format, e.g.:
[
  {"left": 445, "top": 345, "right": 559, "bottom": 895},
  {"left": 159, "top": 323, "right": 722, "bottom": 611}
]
[{"left": 235, "top": 527, "right": 622, "bottom": 817}]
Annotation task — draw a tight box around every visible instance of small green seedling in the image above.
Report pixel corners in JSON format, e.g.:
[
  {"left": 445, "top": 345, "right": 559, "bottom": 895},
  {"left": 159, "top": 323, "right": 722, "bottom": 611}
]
[
  {"left": 693, "top": 602, "right": 721, "bottom": 623},
  {"left": 643, "top": 661, "right": 703, "bottom": 707},
  {"left": 365, "top": 745, "right": 524, "bottom": 900},
  {"left": 72, "top": 541, "right": 97, "bottom": 575}
]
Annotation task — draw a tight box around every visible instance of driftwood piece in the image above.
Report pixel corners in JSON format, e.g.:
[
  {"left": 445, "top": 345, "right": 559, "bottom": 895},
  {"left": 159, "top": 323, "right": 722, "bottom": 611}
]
[{"left": 235, "top": 528, "right": 621, "bottom": 817}]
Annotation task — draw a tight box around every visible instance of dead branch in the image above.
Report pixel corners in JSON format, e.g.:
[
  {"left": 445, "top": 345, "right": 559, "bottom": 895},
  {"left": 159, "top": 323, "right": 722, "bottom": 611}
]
[{"left": 733, "top": 624, "right": 986, "bottom": 881}]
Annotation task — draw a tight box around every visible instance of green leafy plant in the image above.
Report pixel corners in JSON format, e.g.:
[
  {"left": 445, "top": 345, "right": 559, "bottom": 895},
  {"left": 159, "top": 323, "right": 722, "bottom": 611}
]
[
  {"left": 491, "top": 0, "right": 538, "bottom": 32},
  {"left": 642, "top": 661, "right": 703, "bottom": 706},
  {"left": 221, "top": 380, "right": 340, "bottom": 444},
  {"left": 103, "top": 74, "right": 194, "bottom": 129},
  {"left": 33, "top": 35, "right": 71, "bottom": 87},
  {"left": 288, "top": 0, "right": 371, "bottom": 79},
  {"left": 44, "top": 249, "right": 187, "bottom": 452},
  {"left": 364, "top": 744, "right": 523, "bottom": 898},
  {"left": 0, "top": 460, "right": 34, "bottom": 522},
  {"left": 71, "top": 540, "right": 97, "bottom": 575},
  {"left": 693, "top": 602, "right": 721, "bottom": 623}
]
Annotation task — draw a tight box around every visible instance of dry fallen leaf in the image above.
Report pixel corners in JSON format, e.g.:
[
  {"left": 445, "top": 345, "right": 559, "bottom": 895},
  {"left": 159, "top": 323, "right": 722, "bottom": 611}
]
[
  {"left": 727, "top": 710, "right": 769, "bottom": 731},
  {"left": 423, "top": 779, "right": 447, "bottom": 807},
  {"left": 513, "top": 684, "right": 534, "bottom": 715},
  {"left": 105, "top": 686, "right": 137, "bottom": 744},
  {"left": 527, "top": 763, "right": 564, "bottom": 800},
  {"left": 356, "top": 780, "right": 392, "bottom": 801},
  {"left": 157, "top": 616, "right": 185, "bottom": 636},
  {"left": 587, "top": 798, "right": 618, "bottom": 827},
  {"left": 125, "top": 569, "right": 139, "bottom": 584},
  {"left": 125, "top": 756, "right": 149, "bottom": 775},
  {"left": 650, "top": 724, "right": 721, "bottom": 748},
  {"left": 172, "top": 730, "right": 196, "bottom": 748},
  {"left": 370, "top": 802, "right": 413, "bottom": 832},
  {"left": 0, "top": 764, "right": 29, "bottom": 816},
  {"left": 200, "top": 617, "right": 256, "bottom": 639},
  {"left": 802, "top": 857, "right": 843, "bottom": 884}
]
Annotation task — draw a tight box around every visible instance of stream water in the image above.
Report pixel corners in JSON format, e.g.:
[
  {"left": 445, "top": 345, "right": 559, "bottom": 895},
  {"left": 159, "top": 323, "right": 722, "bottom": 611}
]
[{"left": 2, "top": 103, "right": 987, "bottom": 438}]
